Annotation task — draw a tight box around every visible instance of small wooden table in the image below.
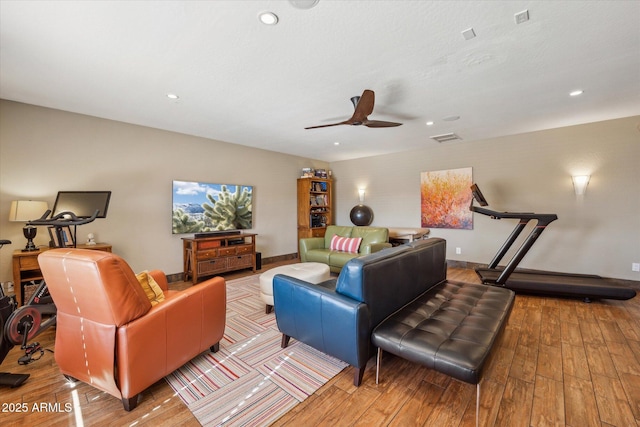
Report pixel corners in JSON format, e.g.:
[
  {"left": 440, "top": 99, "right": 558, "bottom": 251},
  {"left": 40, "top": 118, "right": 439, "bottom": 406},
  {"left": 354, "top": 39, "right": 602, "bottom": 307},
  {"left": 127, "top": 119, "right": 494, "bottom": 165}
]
[
  {"left": 387, "top": 228, "right": 430, "bottom": 245},
  {"left": 12, "top": 243, "right": 112, "bottom": 306}
]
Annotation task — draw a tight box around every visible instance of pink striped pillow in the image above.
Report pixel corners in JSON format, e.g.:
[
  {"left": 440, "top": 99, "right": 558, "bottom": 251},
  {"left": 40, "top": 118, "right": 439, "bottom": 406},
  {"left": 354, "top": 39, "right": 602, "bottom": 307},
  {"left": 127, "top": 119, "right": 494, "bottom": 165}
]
[{"left": 330, "top": 235, "right": 362, "bottom": 254}]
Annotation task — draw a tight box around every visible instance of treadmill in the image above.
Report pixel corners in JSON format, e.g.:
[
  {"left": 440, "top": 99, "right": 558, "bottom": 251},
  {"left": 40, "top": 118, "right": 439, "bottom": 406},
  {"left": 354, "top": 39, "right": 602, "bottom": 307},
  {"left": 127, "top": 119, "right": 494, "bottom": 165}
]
[{"left": 470, "top": 184, "right": 636, "bottom": 302}]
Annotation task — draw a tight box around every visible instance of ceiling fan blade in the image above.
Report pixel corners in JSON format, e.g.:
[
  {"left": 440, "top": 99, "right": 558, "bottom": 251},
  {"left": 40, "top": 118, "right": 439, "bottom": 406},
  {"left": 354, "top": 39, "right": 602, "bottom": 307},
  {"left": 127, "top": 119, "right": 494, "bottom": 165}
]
[
  {"left": 306, "top": 89, "right": 402, "bottom": 130},
  {"left": 351, "top": 89, "right": 375, "bottom": 122},
  {"left": 363, "top": 120, "right": 403, "bottom": 128},
  {"left": 304, "top": 121, "right": 349, "bottom": 130}
]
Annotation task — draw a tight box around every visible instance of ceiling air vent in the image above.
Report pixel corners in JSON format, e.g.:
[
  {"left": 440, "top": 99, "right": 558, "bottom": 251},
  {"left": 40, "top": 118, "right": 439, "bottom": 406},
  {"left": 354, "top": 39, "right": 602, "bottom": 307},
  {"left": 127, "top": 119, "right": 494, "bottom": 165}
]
[{"left": 430, "top": 133, "right": 461, "bottom": 143}]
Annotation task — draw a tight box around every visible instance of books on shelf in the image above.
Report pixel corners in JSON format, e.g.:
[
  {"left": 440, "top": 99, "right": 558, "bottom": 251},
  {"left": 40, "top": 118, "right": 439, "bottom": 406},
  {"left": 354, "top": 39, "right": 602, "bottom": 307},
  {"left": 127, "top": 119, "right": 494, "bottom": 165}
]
[
  {"left": 311, "top": 181, "right": 327, "bottom": 192},
  {"left": 298, "top": 174, "right": 333, "bottom": 239},
  {"left": 301, "top": 168, "right": 330, "bottom": 179},
  {"left": 310, "top": 194, "right": 328, "bottom": 206}
]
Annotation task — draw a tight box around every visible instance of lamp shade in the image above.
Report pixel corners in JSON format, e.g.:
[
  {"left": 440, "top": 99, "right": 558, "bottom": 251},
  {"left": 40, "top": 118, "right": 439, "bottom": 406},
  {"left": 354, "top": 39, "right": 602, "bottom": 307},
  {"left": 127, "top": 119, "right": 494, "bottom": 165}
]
[{"left": 9, "top": 200, "right": 49, "bottom": 222}]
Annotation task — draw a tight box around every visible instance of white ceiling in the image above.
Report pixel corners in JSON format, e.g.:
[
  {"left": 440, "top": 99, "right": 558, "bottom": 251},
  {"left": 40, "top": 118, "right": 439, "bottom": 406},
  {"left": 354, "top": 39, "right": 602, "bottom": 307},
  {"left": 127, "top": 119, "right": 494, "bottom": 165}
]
[{"left": 1, "top": 1, "right": 639, "bottom": 162}]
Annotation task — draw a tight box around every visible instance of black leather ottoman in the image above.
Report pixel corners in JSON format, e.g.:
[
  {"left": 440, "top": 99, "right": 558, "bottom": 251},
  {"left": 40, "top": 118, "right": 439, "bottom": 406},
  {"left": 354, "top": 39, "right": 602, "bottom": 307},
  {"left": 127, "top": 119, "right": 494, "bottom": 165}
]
[{"left": 371, "top": 280, "right": 514, "bottom": 426}]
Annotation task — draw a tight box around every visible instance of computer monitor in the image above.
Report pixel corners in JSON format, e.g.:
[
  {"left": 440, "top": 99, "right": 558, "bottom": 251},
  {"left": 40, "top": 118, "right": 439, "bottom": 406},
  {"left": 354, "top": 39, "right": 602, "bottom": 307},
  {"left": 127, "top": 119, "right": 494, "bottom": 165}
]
[{"left": 51, "top": 191, "right": 111, "bottom": 218}]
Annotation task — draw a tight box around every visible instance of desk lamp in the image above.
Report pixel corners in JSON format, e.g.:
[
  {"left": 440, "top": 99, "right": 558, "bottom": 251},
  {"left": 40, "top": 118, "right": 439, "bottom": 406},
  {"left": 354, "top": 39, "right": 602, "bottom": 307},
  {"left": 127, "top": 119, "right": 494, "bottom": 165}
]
[{"left": 8, "top": 200, "right": 49, "bottom": 251}]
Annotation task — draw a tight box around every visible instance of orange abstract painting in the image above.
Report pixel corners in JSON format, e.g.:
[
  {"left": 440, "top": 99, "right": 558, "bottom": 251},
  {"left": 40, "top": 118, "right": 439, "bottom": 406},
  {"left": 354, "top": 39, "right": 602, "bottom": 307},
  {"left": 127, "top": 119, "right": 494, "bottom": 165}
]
[{"left": 420, "top": 167, "right": 473, "bottom": 229}]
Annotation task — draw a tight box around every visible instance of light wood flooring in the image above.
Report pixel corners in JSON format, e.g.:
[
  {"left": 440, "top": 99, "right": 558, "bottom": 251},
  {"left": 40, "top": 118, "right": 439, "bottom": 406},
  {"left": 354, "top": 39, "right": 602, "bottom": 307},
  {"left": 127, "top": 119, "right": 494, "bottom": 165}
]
[{"left": 2, "top": 263, "right": 639, "bottom": 426}]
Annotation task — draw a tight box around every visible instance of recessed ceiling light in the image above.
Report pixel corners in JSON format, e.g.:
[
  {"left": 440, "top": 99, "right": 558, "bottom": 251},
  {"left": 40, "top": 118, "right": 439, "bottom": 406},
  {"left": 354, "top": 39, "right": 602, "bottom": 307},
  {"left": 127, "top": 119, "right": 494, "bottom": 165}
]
[
  {"left": 259, "top": 12, "right": 279, "bottom": 25},
  {"left": 426, "top": 121, "right": 434, "bottom": 126},
  {"left": 569, "top": 90, "right": 584, "bottom": 97},
  {"left": 333, "top": 142, "right": 340, "bottom": 146},
  {"left": 166, "top": 93, "right": 179, "bottom": 100}
]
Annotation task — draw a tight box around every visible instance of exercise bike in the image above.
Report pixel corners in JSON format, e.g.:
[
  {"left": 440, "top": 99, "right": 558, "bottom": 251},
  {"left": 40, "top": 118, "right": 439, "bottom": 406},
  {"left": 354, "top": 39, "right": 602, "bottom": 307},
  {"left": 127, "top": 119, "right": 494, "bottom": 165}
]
[
  {"left": 0, "top": 239, "right": 31, "bottom": 387},
  {"left": 0, "top": 210, "right": 99, "bottom": 386}
]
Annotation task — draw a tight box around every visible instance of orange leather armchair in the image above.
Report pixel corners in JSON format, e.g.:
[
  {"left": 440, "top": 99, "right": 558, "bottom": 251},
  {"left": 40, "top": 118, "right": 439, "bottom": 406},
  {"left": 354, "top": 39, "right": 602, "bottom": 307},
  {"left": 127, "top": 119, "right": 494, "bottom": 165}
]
[{"left": 38, "top": 249, "right": 226, "bottom": 411}]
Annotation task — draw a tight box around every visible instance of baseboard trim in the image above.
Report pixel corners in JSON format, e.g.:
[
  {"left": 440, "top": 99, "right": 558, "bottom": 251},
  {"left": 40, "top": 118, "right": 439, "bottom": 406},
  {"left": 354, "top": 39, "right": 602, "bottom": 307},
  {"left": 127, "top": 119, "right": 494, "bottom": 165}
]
[
  {"left": 447, "top": 260, "right": 485, "bottom": 270},
  {"left": 263, "top": 252, "right": 299, "bottom": 265},
  {"left": 166, "top": 272, "right": 183, "bottom": 283}
]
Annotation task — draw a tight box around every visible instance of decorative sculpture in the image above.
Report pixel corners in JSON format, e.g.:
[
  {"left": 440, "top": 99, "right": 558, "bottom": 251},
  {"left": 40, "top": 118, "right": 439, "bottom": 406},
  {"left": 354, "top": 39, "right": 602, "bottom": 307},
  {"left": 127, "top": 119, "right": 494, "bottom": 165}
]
[{"left": 350, "top": 204, "right": 373, "bottom": 226}]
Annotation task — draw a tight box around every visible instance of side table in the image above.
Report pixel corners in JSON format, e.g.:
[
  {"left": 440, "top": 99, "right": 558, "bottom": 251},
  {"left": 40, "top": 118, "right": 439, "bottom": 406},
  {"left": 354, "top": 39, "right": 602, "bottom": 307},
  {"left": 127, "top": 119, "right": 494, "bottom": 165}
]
[{"left": 12, "top": 243, "right": 112, "bottom": 306}]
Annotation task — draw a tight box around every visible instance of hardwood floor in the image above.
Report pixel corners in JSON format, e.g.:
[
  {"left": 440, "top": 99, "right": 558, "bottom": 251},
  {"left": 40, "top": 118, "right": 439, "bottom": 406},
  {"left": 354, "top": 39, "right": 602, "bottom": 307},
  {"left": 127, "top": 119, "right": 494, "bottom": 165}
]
[{"left": 2, "top": 264, "right": 639, "bottom": 426}]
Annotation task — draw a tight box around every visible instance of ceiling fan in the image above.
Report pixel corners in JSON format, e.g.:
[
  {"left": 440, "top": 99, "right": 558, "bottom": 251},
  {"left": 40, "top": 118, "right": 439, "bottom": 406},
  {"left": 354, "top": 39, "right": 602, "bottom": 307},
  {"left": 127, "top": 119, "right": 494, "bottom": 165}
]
[{"left": 305, "top": 89, "right": 403, "bottom": 129}]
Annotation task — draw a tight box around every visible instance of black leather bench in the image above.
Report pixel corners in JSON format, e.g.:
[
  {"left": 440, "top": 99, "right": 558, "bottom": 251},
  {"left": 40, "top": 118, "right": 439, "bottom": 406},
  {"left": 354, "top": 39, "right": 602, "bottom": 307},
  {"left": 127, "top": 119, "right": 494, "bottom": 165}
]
[{"left": 372, "top": 280, "right": 514, "bottom": 426}]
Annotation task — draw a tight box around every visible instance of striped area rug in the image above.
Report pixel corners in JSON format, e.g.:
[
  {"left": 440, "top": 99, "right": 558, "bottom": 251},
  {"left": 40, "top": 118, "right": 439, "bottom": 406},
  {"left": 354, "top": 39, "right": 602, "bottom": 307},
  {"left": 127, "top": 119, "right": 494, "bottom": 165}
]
[{"left": 165, "top": 275, "right": 348, "bottom": 426}]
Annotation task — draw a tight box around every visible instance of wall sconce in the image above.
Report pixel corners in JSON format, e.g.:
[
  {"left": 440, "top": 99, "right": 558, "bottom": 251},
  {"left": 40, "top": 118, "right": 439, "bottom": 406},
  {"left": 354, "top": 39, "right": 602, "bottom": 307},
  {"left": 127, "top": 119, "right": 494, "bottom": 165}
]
[
  {"left": 358, "top": 188, "right": 366, "bottom": 203},
  {"left": 9, "top": 200, "right": 49, "bottom": 251},
  {"left": 572, "top": 175, "right": 590, "bottom": 196}
]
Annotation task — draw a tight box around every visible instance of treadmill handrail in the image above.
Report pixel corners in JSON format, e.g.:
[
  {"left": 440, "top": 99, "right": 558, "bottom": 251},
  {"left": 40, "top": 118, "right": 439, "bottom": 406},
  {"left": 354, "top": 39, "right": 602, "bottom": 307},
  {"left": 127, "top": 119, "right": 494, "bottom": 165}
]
[
  {"left": 470, "top": 201, "right": 558, "bottom": 286},
  {"left": 471, "top": 205, "right": 558, "bottom": 223}
]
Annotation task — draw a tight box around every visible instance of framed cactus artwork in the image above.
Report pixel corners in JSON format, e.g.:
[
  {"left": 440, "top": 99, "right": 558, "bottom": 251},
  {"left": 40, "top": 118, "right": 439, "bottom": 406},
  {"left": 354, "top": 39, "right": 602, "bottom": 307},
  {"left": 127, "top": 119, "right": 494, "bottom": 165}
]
[{"left": 172, "top": 180, "right": 253, "bottom": 234}]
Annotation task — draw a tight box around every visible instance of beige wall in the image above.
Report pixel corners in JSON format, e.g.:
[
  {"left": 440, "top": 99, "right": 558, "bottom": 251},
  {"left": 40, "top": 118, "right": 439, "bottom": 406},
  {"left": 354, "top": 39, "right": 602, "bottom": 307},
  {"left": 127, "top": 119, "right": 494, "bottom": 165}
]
[
  {"left": 2, "top": 100, "right": 638, "bottom": 283},
  {"left": 331, "top": 116, "right": 640, "bottom": 281},
  {"left": 0, "top": 100, "right": 329, "bottom": 282}
]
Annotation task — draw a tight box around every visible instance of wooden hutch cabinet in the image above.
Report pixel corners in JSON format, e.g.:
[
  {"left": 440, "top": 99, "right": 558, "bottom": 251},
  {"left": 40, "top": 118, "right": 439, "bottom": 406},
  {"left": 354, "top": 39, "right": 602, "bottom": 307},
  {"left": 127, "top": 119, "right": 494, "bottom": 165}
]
[{"left": 297, "top": 177, "right": 333, "bottom": 242}]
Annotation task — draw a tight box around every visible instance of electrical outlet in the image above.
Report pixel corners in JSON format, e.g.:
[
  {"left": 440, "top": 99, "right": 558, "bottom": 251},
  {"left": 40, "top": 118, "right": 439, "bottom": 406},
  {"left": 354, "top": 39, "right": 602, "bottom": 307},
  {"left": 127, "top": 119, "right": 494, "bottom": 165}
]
[
  {"left": 633, "top": 263, "right": 640, "bottom": 272},
  {"left": 455, "top": 247, "right": 462, "bottom": 255}
]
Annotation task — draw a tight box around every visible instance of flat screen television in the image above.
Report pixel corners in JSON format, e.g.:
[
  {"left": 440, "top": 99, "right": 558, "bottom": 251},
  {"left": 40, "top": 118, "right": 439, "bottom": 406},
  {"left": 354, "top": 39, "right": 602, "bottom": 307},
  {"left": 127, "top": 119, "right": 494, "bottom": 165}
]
[
  {"left": 172, "top": 180, "right": 253, "bottom": 234},
  {"left": 51, "top": 191, "right": 112, "bottom": 218}
]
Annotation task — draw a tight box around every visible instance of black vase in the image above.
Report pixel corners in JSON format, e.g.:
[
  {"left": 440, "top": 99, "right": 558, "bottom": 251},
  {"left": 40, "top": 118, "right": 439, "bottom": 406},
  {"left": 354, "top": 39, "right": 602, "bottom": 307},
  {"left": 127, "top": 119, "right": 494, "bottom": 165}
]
[
  {"left": 350, "top": 204, "right": 373, "bottom": 226},
  {"left": 22, "top": 225, "right": 38, "bottom": 251}
]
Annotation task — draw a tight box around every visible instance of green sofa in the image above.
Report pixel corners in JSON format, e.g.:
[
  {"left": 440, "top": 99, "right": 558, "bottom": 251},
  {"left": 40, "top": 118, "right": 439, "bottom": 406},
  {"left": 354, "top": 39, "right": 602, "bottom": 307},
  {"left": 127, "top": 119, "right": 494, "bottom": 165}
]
[{"left": 299, "top": 225, "right": 392, "bottom": 273}]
